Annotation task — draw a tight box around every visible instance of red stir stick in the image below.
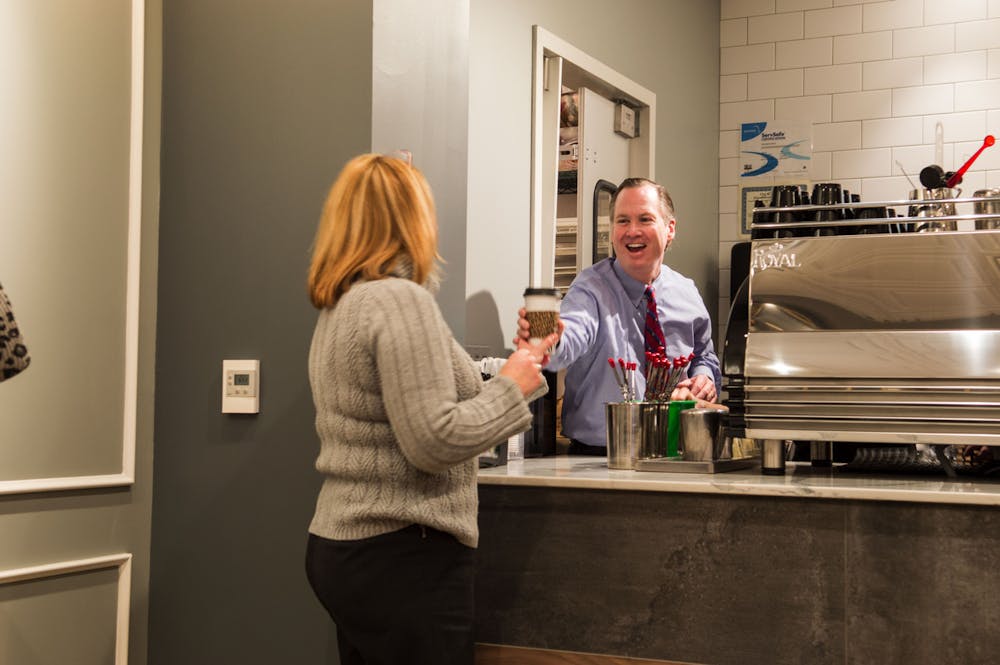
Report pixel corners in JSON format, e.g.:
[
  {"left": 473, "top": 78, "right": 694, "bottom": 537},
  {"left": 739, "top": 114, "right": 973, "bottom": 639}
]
[{"left": 946, "top": 135, "right": 995, "bottom": 187}]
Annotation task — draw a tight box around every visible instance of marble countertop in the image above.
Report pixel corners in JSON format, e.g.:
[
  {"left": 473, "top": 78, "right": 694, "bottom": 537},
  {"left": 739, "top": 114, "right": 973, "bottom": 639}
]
[{"left": 477, "top": 456, "right": 1000, "bottom": 506}]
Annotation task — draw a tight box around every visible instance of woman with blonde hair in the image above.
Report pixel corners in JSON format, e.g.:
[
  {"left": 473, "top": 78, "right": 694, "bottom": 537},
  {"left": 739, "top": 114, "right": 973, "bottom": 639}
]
[{"left": 304, "top": 153, "right": 555, "bottom": 665}]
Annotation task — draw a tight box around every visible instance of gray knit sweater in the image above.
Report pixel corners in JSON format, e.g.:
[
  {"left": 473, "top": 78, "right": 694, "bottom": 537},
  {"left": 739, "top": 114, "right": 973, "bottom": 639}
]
[{"left": 307, "top": 276, "right": 543, "bottom": 548}]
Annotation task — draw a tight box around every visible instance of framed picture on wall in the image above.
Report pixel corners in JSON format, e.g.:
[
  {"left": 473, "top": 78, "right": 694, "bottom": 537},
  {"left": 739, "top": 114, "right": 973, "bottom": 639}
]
[{"left": 738, "top": 184, "right": 773, "bottom": 237}]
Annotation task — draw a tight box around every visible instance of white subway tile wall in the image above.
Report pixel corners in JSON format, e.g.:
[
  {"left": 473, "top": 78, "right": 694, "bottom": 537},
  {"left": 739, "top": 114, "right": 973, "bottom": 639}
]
[
  {"left": 834, "top": 32, "right": 892, "bottom": 63},
  {"left": 720, "top": 186, "right": 738, "bottom": 215},
  {"left": 891, "top": 84, "right": 954, "bottom": 116},
  {"left": 779, "top": 0, "right": 831, "bottom": 12},
  {"left": 860, "top": 175, "right": 913, "bottom": 203},
  {"left": 720, "top": 98, "right": 775, "bottom": 129},
  {"left": 720, "top": 157, "right": 741, "bottom": 186},
  {"left": 988, "top": 108, "right": 1000, "bottom": 130},
  {"left": 837, "top": 177, "right": 862, "bottom": 194},
  {"left": 749, "top": 12, "right": 804, "bottom": 43},
  {"left": 721, "top": 74, "right": 749, "bottom": 103},
  {"left": 861, "top": 116, "right": 922, "bottom": 148},
  {"left": 715, "top": 0, "right": 1000, "bottom": 345},
  {"left": 863, "top": 57, "right": 923, "bottom": 90},
  {"left": 832, "top": 89, "right": 890, "bottom": 121},
  {"left": 894, "top": 25, "right": 955, "bottom": 59},
  {"left": 776, "top": 94, "right": 833, "bottom": 122},
  {"left": 813, "top": 120, "right": 862, "bottom": 150},
  {"left": 722, "top": 0, "right": 777, "bottom": 21},
  {"left": 920, "top": 111, "right": 986, "bottom": 143},
  {"left": 924, "top": 0, "right": 987, "bottom": 26},
  {"left": 988, "top": 49, "right": 1000, "bottom": 78},
  {"left": 863, "top": 0, "right": 922, "bottom": 32},
  {"left": 776, "top": 37, "right": 833, "bottom": 68},
  {"left": 721, "top": 18, "right": 749, "bottom": 47},
  {"left": 891, "top": 143, "right": 947, "bottom": 172},
  {"left": 810, "top": 150, "right": 832, "bottom": 180},
  {"left": 749, "top": 68, "right": 805, "bottom": 99},
  {"left": 832, "top": 147, "right": 891, "bottom": 178},
  {"left": 720, "top": 213, "right": 743, "bottom": 241},
  {"left": 804, "top": 6, "right": 862, "bottom": 38},
  {"left": 955, "top": 79, "right": 1000, "bottom": 111},
  {"left": 720, "top": 130, "right": 741, "bottom": 158},
  {"left": 924, "top": 52, "right": 987, "bottom": 84},
  {"left": 722, "top": 43, "right": 777, "bottom": 74},
  {"left": 803, "top": 62, "right": 862, "bottom": 94},
  {"left": 957, "top": 19, "right": 1000, "bottom": 50}
]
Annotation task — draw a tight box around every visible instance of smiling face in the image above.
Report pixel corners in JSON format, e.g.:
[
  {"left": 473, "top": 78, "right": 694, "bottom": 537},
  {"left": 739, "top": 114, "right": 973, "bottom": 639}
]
[{"left": 610, "top": 183, "right": 675, "bottom": 284}]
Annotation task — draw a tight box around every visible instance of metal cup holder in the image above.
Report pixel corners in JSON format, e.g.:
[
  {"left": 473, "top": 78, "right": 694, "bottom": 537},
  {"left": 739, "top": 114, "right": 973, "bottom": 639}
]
[{"left": 751, "top": 190, "right": 1000, "bottom": 236}]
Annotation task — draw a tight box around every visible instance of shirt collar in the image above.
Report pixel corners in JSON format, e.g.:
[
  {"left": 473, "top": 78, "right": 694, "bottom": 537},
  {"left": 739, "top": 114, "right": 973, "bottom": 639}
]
[{"left": 610, "top": 258, "right": 649, "bottom": 308}]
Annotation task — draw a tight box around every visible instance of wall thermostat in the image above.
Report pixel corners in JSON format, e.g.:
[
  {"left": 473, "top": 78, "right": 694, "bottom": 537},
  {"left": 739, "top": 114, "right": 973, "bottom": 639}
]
[
  {"left": 222, "top": 359, "right": 259, "bottom": 414},
  {"left": 614, "top": 103, "right": 637, "bottom": 138}
]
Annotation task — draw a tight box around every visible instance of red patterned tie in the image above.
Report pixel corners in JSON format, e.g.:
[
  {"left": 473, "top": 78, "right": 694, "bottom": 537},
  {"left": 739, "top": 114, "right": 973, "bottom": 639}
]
[{"left": 644, "top": 285, "right": 666, "bottom": 360}]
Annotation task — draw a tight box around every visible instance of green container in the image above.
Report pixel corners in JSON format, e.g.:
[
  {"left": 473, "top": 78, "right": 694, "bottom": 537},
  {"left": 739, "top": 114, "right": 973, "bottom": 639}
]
[{"left": 666, "top": 400, "right": 697, "bottom": 457}]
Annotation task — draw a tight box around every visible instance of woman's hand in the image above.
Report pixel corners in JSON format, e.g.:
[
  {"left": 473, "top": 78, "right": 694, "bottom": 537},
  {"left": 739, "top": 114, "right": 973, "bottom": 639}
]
[{"left": 500, "top": 332, "right": 559, "bottom": 397}]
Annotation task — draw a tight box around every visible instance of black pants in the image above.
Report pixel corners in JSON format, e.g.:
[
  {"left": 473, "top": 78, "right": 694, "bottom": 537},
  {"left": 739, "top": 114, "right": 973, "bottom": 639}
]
[
  {"left": 568, "top": 439, "right": 607, "bottom": 456},
  {"left": 305, "top": 525, "right": 476, "bottom": 665}
]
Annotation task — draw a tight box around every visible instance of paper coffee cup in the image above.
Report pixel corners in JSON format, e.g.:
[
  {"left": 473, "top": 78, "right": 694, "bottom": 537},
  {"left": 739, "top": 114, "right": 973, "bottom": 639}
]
[{"left": 523, "top": 287, "right": 561, "bottom": 345}]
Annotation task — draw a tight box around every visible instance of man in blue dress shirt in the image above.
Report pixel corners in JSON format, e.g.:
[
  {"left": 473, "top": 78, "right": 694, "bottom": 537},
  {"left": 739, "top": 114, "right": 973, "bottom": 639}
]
[{"left": 517, "top": 177, "right": 721, "bottom": 454}]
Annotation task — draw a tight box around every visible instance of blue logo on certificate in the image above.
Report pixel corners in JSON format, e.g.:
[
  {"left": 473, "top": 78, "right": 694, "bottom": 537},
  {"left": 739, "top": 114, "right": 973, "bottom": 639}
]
[{"left": 739, "top": 121, "right": 812, "bottom": 179}]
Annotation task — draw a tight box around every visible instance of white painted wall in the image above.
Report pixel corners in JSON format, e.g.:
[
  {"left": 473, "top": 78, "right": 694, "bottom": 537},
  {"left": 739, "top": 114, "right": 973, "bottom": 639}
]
[
  {"left": 468, "top": 0, "right": 721, "bottom": 355},
  {"left": 717, "top": 0, "right": 1000, "bottom": 339},
  {"left": 373, "top": 0, "right": 470, "bottom": 338}
]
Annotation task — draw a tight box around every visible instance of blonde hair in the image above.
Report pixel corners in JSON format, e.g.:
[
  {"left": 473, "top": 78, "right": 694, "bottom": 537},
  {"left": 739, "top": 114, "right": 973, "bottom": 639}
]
[{"left": 308, "top": 153, "right": 440, "bottom": 308}]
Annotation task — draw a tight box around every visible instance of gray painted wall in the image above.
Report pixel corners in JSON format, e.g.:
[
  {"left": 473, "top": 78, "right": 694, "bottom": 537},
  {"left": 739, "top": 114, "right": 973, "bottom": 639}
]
[
  {"left": 150, "top": 1, "right": 371, "bottom": 663},
  {"left": 467, "top": 0, "right": 721, "bottom": 354},
  {"left": 150, "top": 1, "right": 718, "bottom": 663}
]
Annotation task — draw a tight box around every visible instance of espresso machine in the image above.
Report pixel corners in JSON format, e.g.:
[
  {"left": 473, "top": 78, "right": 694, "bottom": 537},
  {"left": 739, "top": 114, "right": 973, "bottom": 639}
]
[{"left": 723, "top": 187, "right": 1000, "bottom": 475}]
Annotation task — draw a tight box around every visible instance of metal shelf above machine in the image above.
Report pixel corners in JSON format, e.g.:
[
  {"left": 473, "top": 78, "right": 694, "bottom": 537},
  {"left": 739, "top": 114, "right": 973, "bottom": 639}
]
[{"left": 751, "top": 192, "right": 1000, "bottom": 233}]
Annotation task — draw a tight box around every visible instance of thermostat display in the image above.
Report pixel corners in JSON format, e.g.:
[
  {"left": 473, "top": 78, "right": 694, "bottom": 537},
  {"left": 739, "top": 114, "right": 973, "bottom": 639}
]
[{"left": 223, "top": 359, "right": 259, "bottom": 413}]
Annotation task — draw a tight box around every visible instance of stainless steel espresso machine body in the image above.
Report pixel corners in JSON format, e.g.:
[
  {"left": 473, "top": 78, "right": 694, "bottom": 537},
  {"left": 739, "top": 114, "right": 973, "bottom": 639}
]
[
  {"left": 745, "top": 229, "right": 1000, "bottom": 443},
  {"left": 723, "top": 191, "right": 1000, "bottom": 473}
]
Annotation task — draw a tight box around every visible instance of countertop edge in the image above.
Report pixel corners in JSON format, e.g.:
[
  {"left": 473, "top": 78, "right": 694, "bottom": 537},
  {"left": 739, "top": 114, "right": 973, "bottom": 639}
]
[{"left": 477, "top": 458, "right": 1000, "bottom": 507}]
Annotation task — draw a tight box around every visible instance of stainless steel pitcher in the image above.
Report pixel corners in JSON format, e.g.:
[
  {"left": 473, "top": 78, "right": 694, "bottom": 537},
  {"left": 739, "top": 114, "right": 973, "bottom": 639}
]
[
  {"left": 973, "top": 188, "right": 1000, "bottom": 229},
  {"left": 637, "top": 402, "right": 670, "bottom": 462},
  {"left": 605, "top": 402, "right": 641, "bottom": 470},
  {"left": 680, "top": 408, "right": 723, "bottom": 462},
  {"left": 908, "top": 187, "right": 960, "bottom": 232}
]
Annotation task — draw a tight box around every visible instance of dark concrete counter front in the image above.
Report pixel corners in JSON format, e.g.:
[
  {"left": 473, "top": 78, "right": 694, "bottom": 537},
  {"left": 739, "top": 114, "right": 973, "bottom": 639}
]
[
  {"left": 478, "top": 456, "right": 1000, "bottom": 506},
  {"left": 474, "top": 459, "right": 1000, "bottom": 665}
]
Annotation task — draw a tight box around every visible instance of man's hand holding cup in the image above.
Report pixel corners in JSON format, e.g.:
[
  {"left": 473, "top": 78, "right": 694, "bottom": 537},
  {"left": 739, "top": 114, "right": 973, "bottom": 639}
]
[{"left": 516, "top": 287, "right": 563, "bottom": 361}]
